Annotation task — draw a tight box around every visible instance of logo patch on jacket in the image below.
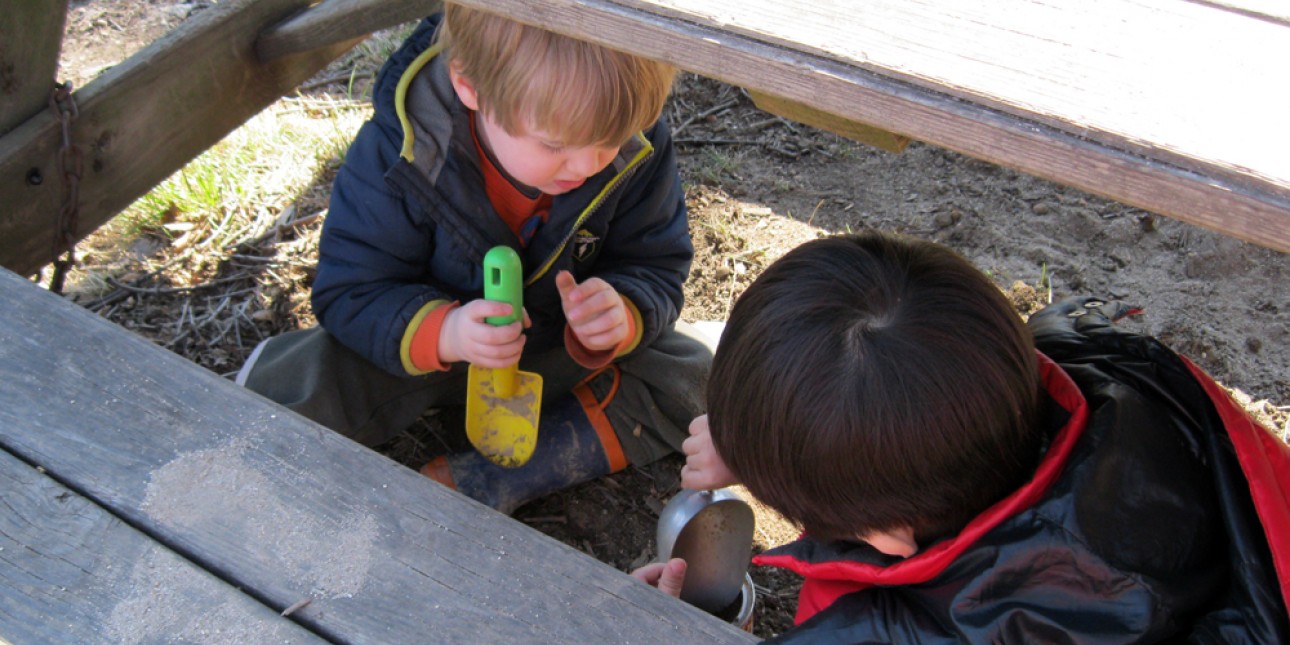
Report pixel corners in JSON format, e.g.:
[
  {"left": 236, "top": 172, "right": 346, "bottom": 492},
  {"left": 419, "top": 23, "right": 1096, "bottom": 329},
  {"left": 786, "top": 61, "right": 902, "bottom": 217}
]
[{"left": 572, "top": 229, "right": 600, "bottom": 263}]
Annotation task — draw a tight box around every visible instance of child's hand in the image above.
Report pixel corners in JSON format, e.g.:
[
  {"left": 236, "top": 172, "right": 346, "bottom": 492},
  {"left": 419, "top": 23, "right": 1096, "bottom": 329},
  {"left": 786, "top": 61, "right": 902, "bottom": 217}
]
[
  {"left": 438, "top": 299, "right": 529, "bottom": 367},
  {"left": 681, "top": 415, "right": 739, "bottom": 490},
  {"left": 630, "top": 558, "right": 687, "bottom": 598},
  {"left": 555, "top": 271, "right": 629, "bottom": 352}
]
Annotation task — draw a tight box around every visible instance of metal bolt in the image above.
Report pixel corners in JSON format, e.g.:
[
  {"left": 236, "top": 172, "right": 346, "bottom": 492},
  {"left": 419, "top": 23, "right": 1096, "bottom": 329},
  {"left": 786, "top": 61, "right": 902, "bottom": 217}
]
[{"left": 26, "top": 167, "right": 43, "bottom": 186}]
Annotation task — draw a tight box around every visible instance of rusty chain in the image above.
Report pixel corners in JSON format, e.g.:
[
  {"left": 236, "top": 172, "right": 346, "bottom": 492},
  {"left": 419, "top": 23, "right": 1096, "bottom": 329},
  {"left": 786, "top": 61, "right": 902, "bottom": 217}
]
[{"left": 48, "top": 81, "right": 83, "bottom": 294}]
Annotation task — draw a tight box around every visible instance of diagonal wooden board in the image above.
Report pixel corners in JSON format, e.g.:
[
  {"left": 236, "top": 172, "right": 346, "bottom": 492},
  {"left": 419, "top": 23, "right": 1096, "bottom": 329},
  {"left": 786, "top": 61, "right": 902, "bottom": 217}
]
[
  {"left": 0, "top": 0, "right": 358, "bottom": 277},
  {"left": 0, "top": 448, "right": 324, "bottom": 642},
  {"left": 447, "top": 0, "right": 1290, "bottom": 253},
  {"left": 0, "top": 268, "right": 754, "bottom": 643}
]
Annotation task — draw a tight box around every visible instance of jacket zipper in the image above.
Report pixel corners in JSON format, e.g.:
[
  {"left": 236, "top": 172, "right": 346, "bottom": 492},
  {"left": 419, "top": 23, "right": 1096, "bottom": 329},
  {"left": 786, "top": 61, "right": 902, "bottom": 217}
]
[{"left": 524, "top": 135, "right": 654, "bottom": 286}]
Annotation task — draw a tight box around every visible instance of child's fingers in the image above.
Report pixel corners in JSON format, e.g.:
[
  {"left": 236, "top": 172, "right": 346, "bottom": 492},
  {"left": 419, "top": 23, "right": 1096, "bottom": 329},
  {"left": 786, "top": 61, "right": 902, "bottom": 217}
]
[
  {"left": 468, "top": 317, "right": 524, "bottom": 345},
  {"left": 569, "top": 310, "right": 625, "bottom": 339},
  {"left": 566, "top": 287, "right": 620, "bottom": 323},
  {"left": 457, "top": 300, "right": 527, "bottom": 366},
  {"left": 656, "top": 559, "right": 687, "bottom": 598},
  {"left": 689, "top": 415, "right": 710, "bottom": 437},
  {"left": 681, "top": 433, "right": 701, "bottom": 458},
  {"left": 629, "top": 559, "right": 686, "bottom": 599},
  {"left": 555, "top": 270, "right": 580, "bottom": 303},
  {"left": 569, "top": 312, "right": 629, "bottom": 351},
  {"left": 465, "top": 333, "right": 525, "bottom": 367},
  {"left": 464, "top": 299, "right": 517, "bottom": 323},
  {"left": 576, "top": 330, "right": 625, "bottom": 352},
  {"left": 472, "top": 330, "right": 525, "bottom": 356},
  {"left": 630, "top": 562, "right": 666, "bottom": 586},
  {"left": 681, "top": 462, "right": 731, "bottom": 491}
]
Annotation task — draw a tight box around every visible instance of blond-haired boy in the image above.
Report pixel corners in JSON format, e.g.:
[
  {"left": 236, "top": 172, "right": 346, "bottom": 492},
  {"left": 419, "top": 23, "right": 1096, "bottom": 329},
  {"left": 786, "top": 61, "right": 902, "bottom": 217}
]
[{"left": 240, "top": 4, "right": 712, "bottom": 512}]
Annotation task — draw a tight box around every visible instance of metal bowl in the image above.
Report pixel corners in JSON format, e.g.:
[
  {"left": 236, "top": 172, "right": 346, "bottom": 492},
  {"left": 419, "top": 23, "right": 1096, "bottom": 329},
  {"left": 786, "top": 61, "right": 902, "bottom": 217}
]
[{"left": 656, "top": 488, "right": 755, "bottom": 614}]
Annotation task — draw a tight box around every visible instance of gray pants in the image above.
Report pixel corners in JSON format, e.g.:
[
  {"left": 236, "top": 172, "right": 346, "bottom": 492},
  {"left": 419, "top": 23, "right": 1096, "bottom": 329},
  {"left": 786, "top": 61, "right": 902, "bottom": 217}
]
[{"left": 237, "top": 322, "right": 714, "bottom": 466}]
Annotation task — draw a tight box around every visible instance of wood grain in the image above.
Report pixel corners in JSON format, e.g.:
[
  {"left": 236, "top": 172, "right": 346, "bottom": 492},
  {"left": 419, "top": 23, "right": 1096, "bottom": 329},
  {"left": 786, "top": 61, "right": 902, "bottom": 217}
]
[
  {"left": 450, "top": 0, "right": 1290, "bottom": 252},
  {"left": 0, "top": 0, "right": 357, "bottom": 277},
  {"left": 623, "top": 0, "right": 1290, "bottom": 196},
  {"left": 0, "top": 268, "right": 755, "bottom": 644},
  {"left": 257, "top": 0, "right": 443, "bottom": 61},
  {"left": 0, "top": 0, "right": 68, "bottom": 136},
  {"left": 0, "top": 449, "right": 322, "bottom": 643}
]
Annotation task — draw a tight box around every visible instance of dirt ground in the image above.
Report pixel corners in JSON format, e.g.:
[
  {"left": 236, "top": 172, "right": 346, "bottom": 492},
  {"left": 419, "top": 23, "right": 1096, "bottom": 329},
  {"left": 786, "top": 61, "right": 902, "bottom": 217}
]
[{"left": 55, "top": 2, "right": 1289, "bottom": 639}]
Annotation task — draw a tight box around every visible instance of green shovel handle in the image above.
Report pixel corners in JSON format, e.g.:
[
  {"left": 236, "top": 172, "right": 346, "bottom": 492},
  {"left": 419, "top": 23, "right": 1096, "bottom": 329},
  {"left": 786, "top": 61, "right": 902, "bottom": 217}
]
[
  {"left": 483, "top": 246, "right": 523, "bottom": 396},
  {"left": 483, "top": 246, "right": 523, "bottom": 326}
]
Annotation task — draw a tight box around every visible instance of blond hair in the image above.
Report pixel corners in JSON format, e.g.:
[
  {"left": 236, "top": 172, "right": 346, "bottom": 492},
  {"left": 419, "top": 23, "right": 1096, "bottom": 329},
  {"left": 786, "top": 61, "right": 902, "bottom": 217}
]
[{"left": 437, "top": 2, "right": 676, "bottom": 147}]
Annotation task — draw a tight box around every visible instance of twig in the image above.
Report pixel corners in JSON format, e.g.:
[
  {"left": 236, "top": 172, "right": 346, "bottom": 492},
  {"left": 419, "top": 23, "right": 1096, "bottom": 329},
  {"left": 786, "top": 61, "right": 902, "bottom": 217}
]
[
  {"left": 806, "top": 199, "right": 825, "bottom": 227},
  {"left": 674, "top": 137, "right": 758, "bottom": 146},
  {"left": 80, "top": 251, "right": 196, "bottom": 310},
  {"left": 231, "top": 209, "right": 326, "bottom": 251},
  {"left": 521, "top": 515, "right": 568, "bottom": 524},
  {"left": 281, "top": 598, "right": 311, "bottom": 617},
  {"left": 748, "top": 116, "right": 795, "bottom": 132},
  {"left": 233, "top": 301, "right": 249, "bottom": 351},
  {"left": 671, "top": 98, "right": 740, "bottom": 138},
  {"left": 106, "top": 272, "right": 251, "bottom": 295},
  {"left": 726, "top": 268, "right": 740, "bottom": 314},
  {"left": 279, "top": 95, "right": 369, "bottom": 111},
  {"left": 300, "top": 70, "right": 360, "bottom": 91}
]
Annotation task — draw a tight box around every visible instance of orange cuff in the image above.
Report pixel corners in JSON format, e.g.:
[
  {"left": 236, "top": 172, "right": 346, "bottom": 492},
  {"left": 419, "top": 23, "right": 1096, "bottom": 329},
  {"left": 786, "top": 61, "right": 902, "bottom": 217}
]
[
  {"left": 565, "top": 296, "right": 640, "bottom": 369},
  {"left": 401, "top": 300, "right": 459, "bottom": 374}
]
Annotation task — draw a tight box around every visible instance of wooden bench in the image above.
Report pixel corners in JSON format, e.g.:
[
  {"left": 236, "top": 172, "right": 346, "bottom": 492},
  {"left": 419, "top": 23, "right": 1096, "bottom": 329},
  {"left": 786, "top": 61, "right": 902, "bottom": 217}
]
[
  {"left": 438, "top": 0, "right": 1290, "bottom": 252},
  {"left": 4, "top": 0, "right": 1288, "bottom": 279},
  {"left": 0, "top": 267, "right": 755, "bottom": 642}
]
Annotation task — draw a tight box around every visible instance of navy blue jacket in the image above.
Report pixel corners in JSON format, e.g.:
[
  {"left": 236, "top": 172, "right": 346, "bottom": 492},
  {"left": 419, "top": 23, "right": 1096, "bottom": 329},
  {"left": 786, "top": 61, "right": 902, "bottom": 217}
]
[
  {"left": 312, "top": 16, "right": 691, "bottom": 375},
  {"left": 758, "top": 299, "right": 1290, "bottom": 643}
]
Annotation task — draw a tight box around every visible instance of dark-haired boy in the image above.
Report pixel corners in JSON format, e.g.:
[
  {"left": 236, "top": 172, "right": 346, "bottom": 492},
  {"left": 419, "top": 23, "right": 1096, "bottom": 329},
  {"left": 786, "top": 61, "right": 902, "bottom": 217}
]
[{"left": 636, "top": 232, "right": 1289, "bottom": 642}]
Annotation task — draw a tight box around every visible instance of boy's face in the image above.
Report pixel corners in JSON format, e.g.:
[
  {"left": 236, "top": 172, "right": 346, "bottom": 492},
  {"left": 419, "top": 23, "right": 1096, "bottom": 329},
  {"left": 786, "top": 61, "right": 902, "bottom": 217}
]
[
  {"left": 476, "top": 110, "right": 620, "bottom": 195},
  {"left": 451, "top": 65, "right": 620, "bottom": 195}
]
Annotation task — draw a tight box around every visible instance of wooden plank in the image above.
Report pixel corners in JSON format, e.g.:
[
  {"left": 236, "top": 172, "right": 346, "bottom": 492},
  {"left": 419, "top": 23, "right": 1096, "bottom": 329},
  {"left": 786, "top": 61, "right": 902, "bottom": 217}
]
[
  {"left": 1190, "top": 0, "right": 1290, "bottom": 25},
  {"left": 0, "top": 0, "right": 68, "bottom": 136},
  {"left": 257, "top": 0, "right": 443, "bottom": 61},
  {"left": 0, "top": 0, "right": 360, "bottom": 277},
  {"left": 749, "top": 90, "right": 909, "bottom": 153},
  {"left": 0, "top": 449, "right": 322, "bottom": 643},
  {"left": 624, "top": 0, "right": 1290, "bottom": 198},
  {"left": 0, "top": 268, "right": 755, "bottom": 644},
  {"left": 444, "top": 0, "right": 1290, "bottom": 254}
]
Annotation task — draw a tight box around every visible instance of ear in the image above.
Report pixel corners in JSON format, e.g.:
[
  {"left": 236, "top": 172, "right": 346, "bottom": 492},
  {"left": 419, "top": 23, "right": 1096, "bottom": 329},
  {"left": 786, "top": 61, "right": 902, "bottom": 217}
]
[
  {"left": 860, "top": 526, "right": 919, "bottom": 558},
  {"left": 448, "top": 61, "right": 480, "bottom": 111}
]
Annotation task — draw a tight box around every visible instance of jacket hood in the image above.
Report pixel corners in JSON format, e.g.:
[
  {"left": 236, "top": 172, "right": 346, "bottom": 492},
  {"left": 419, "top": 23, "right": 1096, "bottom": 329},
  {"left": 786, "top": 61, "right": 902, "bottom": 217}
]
[
  {"left": 754, "top": 352, "right": 1086, "bottom": 594},
  {"left": 758, "top": 298, "right": 1290, "bottom": 642}
]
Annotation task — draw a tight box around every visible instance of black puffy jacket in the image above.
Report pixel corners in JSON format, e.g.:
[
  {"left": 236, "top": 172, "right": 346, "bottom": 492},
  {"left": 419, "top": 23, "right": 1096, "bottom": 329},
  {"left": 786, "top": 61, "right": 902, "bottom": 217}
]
[
  {"left": 756, "top": 298, "right": 1290, "bottom": 643},
  {"left": 311, "top": 16, "right": 691, "bottom": 375}
]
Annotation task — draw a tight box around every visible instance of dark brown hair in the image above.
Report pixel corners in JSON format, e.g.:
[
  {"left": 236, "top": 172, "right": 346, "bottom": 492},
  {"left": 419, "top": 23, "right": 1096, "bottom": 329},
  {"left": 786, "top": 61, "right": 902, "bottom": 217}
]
[{"left": 707, "top": 232, "right": 1041, "bottom": 544}]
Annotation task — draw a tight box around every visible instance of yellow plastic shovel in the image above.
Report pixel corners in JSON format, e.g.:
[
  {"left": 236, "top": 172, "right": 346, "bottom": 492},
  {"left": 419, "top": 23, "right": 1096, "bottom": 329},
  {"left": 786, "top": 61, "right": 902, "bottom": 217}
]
[{"left": 465, "top": 246, "right": 543, "bottom": 468}]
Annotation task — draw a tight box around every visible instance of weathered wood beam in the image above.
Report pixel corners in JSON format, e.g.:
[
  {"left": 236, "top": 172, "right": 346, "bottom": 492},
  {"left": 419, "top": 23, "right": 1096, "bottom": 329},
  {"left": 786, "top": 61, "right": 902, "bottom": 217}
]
[
  {"left": 749, "top": 90, "right": 909, "bottom": 153},
  {"left": 0, "top": 0, "right": 69, "bottom": 136},
  {"left": 0, "top": 267, "right": 756, "bottom": 644},
  {"left": 257, "top": 0, "right": 442, "bottom": 62},
  {"left": 0, "top": 449, "right": 322, "bottom": 643},
  {"left": 0, "top": 0, "right": 359, "bottom": 277},
  {"left": 450, "top": 0, "right": 1290, "bottom": 254},
  {"left": 1191, "top": 0, "right": 1290, "bottom": 25}
]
